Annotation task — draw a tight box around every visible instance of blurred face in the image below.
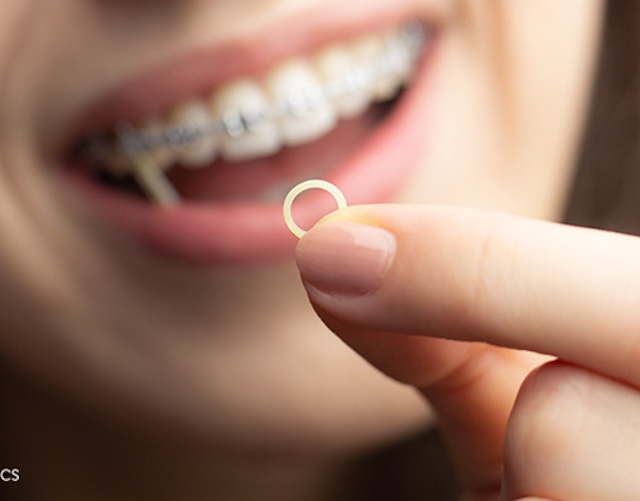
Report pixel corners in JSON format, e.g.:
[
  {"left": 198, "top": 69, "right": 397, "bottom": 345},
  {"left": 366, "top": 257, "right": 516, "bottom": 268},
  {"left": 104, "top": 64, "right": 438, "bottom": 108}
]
[{"left": 0, "top": 0, "right": 602, "bottom": 453}]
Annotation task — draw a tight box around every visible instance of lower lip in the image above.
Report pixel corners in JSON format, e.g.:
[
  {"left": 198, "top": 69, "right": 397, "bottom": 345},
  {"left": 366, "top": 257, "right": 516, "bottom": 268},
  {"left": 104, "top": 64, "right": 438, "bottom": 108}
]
[{"left": 62, "top": 41, "right": 439, "bottom": 267}]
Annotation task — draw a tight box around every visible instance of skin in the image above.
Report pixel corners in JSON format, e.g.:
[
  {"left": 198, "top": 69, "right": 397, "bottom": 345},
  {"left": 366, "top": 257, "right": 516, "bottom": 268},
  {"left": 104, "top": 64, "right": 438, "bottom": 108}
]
[
  {"left": 0, "top": 0, "right": 607, "bottom": 500},
  {"left": 298, "top": 205, "right": 640, "bottom": 500}
]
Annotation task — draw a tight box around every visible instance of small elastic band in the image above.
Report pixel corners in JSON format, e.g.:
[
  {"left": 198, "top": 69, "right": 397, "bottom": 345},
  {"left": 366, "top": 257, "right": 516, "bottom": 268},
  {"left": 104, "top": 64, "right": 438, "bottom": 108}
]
[{"left": 283, "top": 179, "right": 347, "bottom": 238}]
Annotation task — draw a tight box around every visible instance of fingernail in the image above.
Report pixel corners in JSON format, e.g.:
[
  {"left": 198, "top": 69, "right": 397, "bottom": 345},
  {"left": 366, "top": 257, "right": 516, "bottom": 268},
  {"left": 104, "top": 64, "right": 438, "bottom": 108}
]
[{"left": 295, "top": 222, "right": 396, "bottom": 295}]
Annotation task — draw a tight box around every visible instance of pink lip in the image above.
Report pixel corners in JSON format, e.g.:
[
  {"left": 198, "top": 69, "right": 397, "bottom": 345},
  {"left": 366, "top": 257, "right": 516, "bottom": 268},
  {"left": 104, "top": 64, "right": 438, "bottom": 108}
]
[
  {"left": 69, "top": 4, "right": 438, "bottom": 134},
  {"left": 60, "top": 14, "right": 442, "bottom": 267}
]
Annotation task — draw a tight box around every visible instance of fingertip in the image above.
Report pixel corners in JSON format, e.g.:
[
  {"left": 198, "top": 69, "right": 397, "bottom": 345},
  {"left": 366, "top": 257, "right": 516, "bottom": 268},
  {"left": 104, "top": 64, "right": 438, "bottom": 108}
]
[{"left": 295, "top": 220, "right": 397, "bottom": 297}]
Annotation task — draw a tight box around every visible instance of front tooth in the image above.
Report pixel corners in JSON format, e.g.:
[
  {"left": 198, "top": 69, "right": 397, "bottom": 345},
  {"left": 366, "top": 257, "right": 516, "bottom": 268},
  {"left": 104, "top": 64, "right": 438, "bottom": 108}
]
[
  {"left": 169, "top": 100, "right": 218, "bottom": 168},
  {"left": 211, "top": 79, "right": 282, "bottom": 162},
  {"left": 266, "top": 59, "right": 337, "bottom": 147},
  {"left": 315, "top": 45, "right": 370, "bottom": 120},
  {"left": 352, "top": 34, "right": 403, "bottom": 102}
]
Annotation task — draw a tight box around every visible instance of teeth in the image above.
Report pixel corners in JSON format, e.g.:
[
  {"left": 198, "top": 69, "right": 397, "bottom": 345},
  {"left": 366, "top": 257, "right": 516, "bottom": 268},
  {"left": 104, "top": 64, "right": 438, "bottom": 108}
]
[
  {"left": 87, "top": 20, "right": 428, "bottom": 180},
  {"left": 212, "top": 79, "right": 282, "bottom": 162},
  {"left": 315, "top": 45, "right": 370, "bottom": 119},
  {"left": 352, "top": 33, "right": 400, "bottom": 102},
  {"left": 169, "top": 100, "right": 218, "bottom": 167},
  {"left": 266, "top": 59, "right": 337, "bottom": 147},
  {"left": 381, "top": 27, "right": 417, "bottom": 90}
]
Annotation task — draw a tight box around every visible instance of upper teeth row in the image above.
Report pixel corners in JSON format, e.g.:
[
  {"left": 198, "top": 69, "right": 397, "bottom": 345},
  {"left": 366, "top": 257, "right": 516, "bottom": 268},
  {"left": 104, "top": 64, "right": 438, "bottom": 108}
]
[{"left": 83, "top": 20, "right": 428, "bottom": 175}]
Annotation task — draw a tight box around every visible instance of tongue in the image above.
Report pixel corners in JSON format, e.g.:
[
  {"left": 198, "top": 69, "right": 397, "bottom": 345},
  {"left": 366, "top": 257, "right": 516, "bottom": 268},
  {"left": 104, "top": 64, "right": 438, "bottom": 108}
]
[{"left": 166, "top": 108, "right": 380, "bottom": 202}]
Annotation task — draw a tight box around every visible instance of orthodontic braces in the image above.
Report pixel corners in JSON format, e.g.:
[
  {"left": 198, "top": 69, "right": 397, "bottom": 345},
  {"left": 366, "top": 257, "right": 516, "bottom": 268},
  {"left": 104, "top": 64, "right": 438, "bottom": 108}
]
[
  {"left": 84, "top": 21, "right": 427, "bottom": 162},
  {"left": 80, "top": 21, "right": 427, "bottom": 206}
]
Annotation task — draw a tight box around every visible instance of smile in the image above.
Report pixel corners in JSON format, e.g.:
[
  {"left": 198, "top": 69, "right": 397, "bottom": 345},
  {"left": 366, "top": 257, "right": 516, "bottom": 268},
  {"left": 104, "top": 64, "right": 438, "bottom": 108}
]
[
  {"left": 63, "top": 7, "right": 442, "bottom": 266},
  {"left": 78, "top": 20, "right": 428, "bottom": 206}
]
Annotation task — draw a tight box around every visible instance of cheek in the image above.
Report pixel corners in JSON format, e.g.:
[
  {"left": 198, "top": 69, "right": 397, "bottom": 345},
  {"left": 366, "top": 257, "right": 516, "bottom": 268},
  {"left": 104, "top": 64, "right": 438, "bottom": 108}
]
[
  {"left": 400, "top": 0, "right": 602, "bottom": 220},
  {"left": 482, "top": 2, "right": 602, "bottom": 219},
  {"left": 0, "top": 3, "right": 40, "bottom": 71}
]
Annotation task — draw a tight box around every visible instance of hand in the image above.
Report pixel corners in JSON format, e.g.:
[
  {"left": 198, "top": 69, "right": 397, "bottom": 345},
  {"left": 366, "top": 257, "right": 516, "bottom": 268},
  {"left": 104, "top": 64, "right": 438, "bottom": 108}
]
[{"left": 295, "top": 204, "right": 640, "bottom": 501}]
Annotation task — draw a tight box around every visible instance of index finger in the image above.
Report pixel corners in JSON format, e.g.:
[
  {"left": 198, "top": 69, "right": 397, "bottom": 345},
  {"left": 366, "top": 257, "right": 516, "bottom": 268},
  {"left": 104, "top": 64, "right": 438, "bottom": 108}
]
[{"left": 296, "top": 204, "right": 640, "bottom": 387}]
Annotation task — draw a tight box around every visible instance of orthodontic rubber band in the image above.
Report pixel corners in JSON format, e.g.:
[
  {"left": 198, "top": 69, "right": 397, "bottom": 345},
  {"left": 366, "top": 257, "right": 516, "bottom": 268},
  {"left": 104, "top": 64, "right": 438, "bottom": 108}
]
[
  {"left": 283, "top": 179, "right": 347, "bottom": 238},
  {"left": 129, "top": 153, "right": 181, "bottom": 207}
]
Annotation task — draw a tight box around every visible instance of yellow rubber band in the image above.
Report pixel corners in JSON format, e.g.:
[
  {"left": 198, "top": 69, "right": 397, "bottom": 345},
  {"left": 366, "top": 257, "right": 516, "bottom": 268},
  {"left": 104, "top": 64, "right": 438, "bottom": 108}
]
[{"left": 283, "top": 179, "right": 347, "bottom": 238}]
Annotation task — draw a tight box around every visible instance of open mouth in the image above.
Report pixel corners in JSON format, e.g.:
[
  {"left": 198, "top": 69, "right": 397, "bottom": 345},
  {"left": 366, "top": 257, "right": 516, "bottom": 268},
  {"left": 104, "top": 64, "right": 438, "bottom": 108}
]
[
  {"left": 63, "top": 14, "right": 440, "bottom": 266},
  {"left": 74, "top": 20, "right": 427, "bottom": 204}
]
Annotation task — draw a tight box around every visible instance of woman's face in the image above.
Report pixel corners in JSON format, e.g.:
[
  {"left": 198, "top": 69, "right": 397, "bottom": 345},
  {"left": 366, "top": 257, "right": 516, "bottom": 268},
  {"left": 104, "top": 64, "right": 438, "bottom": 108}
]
[{"left": 0, "top": 0, "right": 602, "bottom": 452}]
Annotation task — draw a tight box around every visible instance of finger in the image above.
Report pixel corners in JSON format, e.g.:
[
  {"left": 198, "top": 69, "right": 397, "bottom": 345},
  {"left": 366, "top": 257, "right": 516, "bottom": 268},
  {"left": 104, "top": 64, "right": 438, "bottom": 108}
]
[
  {"left": 295, "top": 204, "right": 640, "bottom": 387},
  {"left": 503, "top": 361, "right": 640, "bottom": 501},
  {"left": 317, "top": 306, "right": 546, "bottom": 493}
]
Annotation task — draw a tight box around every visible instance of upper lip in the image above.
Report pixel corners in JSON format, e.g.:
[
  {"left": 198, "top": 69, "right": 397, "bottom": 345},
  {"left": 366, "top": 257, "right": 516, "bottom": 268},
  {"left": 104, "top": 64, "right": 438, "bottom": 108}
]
[{"left": 61, "top": 0, "right": 440, "bottom": 158}]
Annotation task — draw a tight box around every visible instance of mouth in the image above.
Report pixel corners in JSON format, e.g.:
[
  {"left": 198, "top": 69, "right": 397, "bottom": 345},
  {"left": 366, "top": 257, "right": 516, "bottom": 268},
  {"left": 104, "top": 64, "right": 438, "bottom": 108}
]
[{"left": 62, "top": 11, "right": 441, "bottom": 266}]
